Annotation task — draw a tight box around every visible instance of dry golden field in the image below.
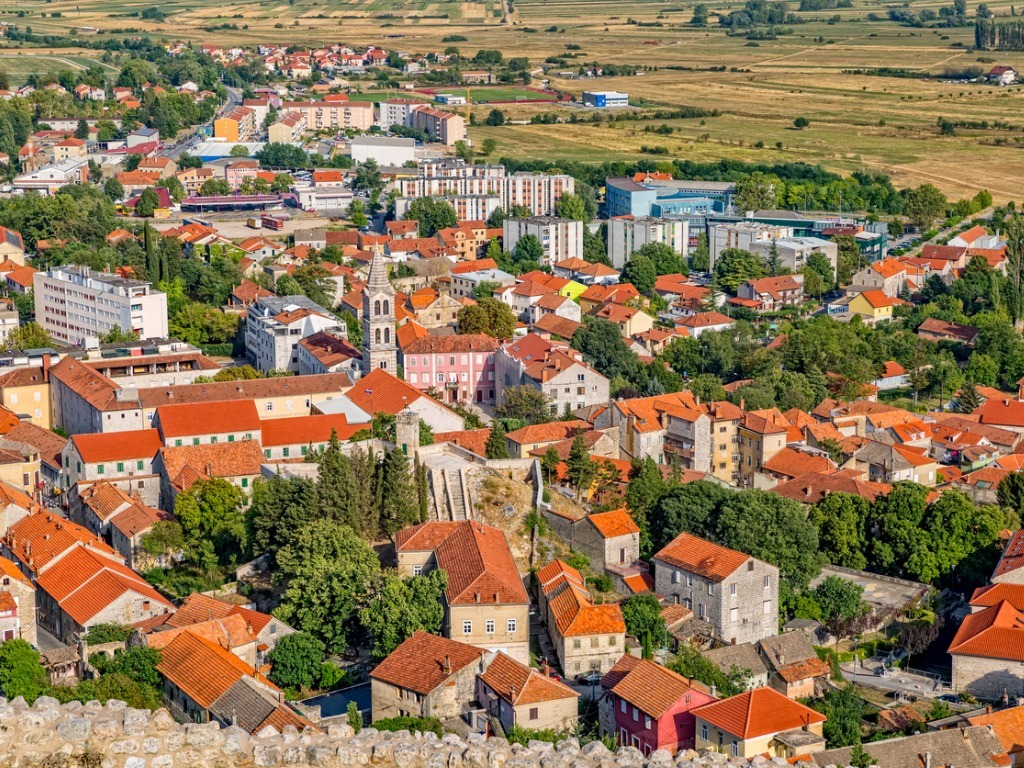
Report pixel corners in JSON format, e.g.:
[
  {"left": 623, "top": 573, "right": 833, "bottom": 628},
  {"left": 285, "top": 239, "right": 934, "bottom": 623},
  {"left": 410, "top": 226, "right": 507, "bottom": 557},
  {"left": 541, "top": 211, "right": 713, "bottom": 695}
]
[{"left": 7, "top": 0, "right": 1024, "bottom": 197}]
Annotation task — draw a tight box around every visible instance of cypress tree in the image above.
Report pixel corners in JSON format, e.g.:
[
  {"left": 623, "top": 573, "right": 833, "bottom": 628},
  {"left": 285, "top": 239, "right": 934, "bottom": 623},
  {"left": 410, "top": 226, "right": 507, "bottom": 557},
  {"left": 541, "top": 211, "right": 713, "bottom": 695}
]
[{"left": 485, "top": 421, "right": 509, "bottom": 459}]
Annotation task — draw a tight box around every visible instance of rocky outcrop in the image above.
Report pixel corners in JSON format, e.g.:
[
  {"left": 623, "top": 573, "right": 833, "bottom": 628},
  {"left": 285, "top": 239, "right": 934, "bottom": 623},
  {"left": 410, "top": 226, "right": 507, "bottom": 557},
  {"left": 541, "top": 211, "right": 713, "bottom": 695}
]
[{"left": 0, "top": 697, "right": 848, "bottom": 768}]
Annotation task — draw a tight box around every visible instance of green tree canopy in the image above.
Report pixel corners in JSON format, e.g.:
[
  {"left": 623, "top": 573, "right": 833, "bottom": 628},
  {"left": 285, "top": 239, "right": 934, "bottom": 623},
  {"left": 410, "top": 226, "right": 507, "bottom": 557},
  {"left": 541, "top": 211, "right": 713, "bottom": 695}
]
[{"left": 360, "top": 569, "right": 448, "bottom": 660}]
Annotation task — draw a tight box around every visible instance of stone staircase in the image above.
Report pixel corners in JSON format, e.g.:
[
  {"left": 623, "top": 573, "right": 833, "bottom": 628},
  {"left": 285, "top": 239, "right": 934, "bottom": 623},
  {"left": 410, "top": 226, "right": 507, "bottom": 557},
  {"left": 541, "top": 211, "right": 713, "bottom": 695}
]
[{"left": 444, "top": 468, "right": 468, "bottom": 521}]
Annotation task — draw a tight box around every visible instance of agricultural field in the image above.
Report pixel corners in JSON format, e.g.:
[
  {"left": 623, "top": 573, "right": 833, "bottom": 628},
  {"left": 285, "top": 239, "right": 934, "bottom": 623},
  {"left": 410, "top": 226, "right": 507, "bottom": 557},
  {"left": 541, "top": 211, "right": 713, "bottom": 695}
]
[{"left": 6, "top": 0, "right": 1024, "bottom": 197}]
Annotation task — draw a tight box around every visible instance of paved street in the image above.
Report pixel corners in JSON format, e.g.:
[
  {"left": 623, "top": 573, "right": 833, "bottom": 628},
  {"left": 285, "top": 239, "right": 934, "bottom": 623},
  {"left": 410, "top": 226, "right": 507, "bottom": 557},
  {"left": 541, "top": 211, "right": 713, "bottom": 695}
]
[{"left": 840, "top": 659, "right": 946, "bottom": 699}]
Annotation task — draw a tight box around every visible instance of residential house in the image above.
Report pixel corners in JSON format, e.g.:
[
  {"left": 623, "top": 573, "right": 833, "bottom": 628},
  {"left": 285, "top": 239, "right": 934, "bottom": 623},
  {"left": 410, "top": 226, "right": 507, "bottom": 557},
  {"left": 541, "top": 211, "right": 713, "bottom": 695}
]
[
  {"left": 847, "top": 290, "right": 904, "bottom": 323},
  {"left": 505, "top": 420, "right": 592, "bottom": 460},
  {"left": 320, "top": 367, "right": 464, "bottom": 433},
  {"left": 297, "top": 331, "right": 363, "bottom": 379},
  {"left": 405, "top": 288, "right": 463, "bottom": 331},
  {"left": 403, "top": 334, "right": 499, "bottom": 405},
  {"left": 992, "top": 530, "right": 1024, "bottom": 584},
  {"left": 0, "top": 555, "right": 35, "bottom": 644},
  {"left": 654, "top": 532, "right": 779, "bottom": 645},
  {"left": 676, "top": 312, "right": 735, "bottom": 338},
  {"left": 605, "top": 656, "right": 717, "bottom": 755},
  {"left": 245, "top": 295, "right": 343, "bottom": 373},
  {"left": 737, "top": 409, "right": 791, "bottom": 487},
  {"left": 736, "top": 275, "right": 804, "bottom": 311},
  {"left": 537, "top": 560, "right": 626, "bottom": 676},
  {"left": 595, "top": 304, "right": 655, "bottom": 339},
  {"left": 157, "top": 631, "right": 315, "bottom": 734},
  {"left": 476, "top": 651, "right": 579, "bottom": 734},
  {"left": 813, "top": 726, "right": 1006, "bottom": 768},
  {"left": 848, "top": 259, "right": 909, "bottom": 298},
  {"left": 917, "top": 317, "right": 979, "bottom": 345},
  {"left": 702, "top": 643, "right": 769, "bottom": 689},
  {"left": 847, "top": 441, "right": 938, "bottom": 486},
  {"left": 988, "top": 65, "right": 1018, "bottom": 85},
  {"left": 552, "top": 257, "right": 621, "bottom": 286},
  {"left": 758, "top": 632, "right": 830, "bottom": 698},
  {"left": 571, "top": 509, "right": 641, "bottom": 575},
  {"left": 578, "top": 283, "right": 641, "bottom": 315},
  {"left": 693, "top": 687, "right": 826, "bottom": 758},
  {"left": 164, "top": 592, "right": 293, "bottom": 654},
  {"left": 872, "top": 361, "right": 909, "bottom": 391},
  {"left": 395, "top": 521, "right": 530, "bottom": 661},
  {"left": 261, "top": 413, "right": 367, "bottom": 461},
  {"left": 153, "top": 400, "right": 262, "bottom": 447},
  {"left": 370, "top": 631, "right": 486, "bottom": 722},
  {"left": 153, "top": 440, "right": 264, "bottom": 506},
  {"left": 949, "top": 582, "right": 1024, "bottom": 699},
  {"left": 62, "top": 429, "right": 164, "bottom": 505}
]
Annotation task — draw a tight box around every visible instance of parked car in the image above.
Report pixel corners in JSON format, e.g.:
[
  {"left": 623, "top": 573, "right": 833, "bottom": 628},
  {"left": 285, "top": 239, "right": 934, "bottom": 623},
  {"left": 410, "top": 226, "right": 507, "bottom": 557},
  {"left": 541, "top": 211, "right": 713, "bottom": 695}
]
[{"left": 577, "top": 672, "right": 602, "bottom": 685}]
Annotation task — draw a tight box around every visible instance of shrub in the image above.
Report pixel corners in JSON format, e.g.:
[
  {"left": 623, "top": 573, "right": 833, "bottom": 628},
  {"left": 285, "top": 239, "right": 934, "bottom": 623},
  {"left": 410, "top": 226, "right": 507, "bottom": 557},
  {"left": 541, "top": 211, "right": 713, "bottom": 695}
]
[
  {"left": 84, "top": 624, "right": 132, "bottom": 644},
  {"left": 374, "top": 716, "right": 443, "bottom": 736}
]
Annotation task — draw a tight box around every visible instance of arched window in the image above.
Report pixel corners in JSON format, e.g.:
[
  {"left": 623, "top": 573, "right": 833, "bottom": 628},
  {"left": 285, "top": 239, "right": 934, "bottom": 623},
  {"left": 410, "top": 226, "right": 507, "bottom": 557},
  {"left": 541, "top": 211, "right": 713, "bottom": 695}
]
[
  {"left": 379, "top": 361, "right": 387, "bottom": 369},
  {"left": 374, "top": 300, "right": 381, "bottom": 316},
  {"left": 383, "top": 300, "right": 390, "bottom": 315},
  {"left": 384, "top": 327, "right": 390, "bottom": 344},
  {"left": 375, "top": 328, "right": 381, "bottom": 344}
]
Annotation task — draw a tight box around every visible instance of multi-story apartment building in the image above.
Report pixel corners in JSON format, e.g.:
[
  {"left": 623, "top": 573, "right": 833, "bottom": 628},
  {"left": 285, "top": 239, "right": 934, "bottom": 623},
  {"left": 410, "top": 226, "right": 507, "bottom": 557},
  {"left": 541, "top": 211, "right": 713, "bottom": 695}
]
[
  {"left": 502, "top": 171, "right": 574, "bottom": 216},
  {"left": 608, "top": 216, "right": 689, "bottom": 269},
  {"left": 282, "top": 100, "right": 375, "bottom": 131},
  {"left": 706, "top": 401, "right": 743, "bottom": 485},
  {"left": 749, "top": 236, "right": 838, "bottom": 275},
  {"left": 213, "top": 106, "right": 256, "bottom": 142},
  {"left": 737, "top": 409, "right": 791, "bottom": 487},
  {"left": 409, "top": 107, "right": 466, "bottom": 146},
  {"left": 495, "top": 334, "right": 609, "bottom": 415},
  {"left": 403, "top": 334, "right": 499, "bottom": 405},
  {"left": 267, "top": 110, "right": 307, "bottom": 143},
  {"left": 736, "top": 274, "right": 805, "bottom": 311},
  {"left": 34, "top": 266, "right": 168, "bottom": 347},
  {"left": 395, "top": 521, "right": 531, "bottom": 663},
  {"left": 503, "top": 216, "right": 583, "bottom": 266},
  {"left": 397, "top": 176, "right": 500, "bottom": 199},
  {"left": 654, "top": 532, "right": 779, "bottom": 645},
  {"left": 244, "top": 295, "right": 342, "bottom": 373}
]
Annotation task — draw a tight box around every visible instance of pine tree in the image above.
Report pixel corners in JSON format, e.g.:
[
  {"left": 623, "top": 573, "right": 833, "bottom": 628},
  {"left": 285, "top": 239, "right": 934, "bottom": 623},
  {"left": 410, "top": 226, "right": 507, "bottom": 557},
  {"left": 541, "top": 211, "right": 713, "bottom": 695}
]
[
  {"left": 566, "top": 430, "right": 596, "bottom": 501},
  {"left": 378, "top": 448, "right": 418, "bottom": 537},
  {"left": 954, "top": 381, "right": 984, "bottom": 413},
  {"left": 317, "top": 430, "right": 357, "bottom": 529},
  {"left": 485, "top": 421, "right": 509, "bottom": 459},
  {"left": 352, "top": 446, "right": 379, "bottom": 538}
]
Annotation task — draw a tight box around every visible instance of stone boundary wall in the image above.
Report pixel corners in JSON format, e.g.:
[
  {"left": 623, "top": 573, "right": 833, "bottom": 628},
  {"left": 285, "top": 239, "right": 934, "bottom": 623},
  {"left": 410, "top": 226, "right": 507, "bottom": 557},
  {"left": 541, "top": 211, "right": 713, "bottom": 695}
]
[{"left": 0, "top": 697, "right": 852, "bottom": 768}]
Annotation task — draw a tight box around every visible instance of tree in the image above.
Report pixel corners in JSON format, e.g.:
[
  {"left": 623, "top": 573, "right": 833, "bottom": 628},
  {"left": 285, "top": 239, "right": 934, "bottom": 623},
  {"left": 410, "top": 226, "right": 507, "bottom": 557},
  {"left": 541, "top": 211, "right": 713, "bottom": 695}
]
[
  {"left": 174, "top": 477, "right": 246, "bottom": 562},
  {"left": 377, "top": 448, "right": 420, "bottom": 537},
  {"left": 621, "top": 593, "right": 666, "bottom": 659},
  {"left": 274, "top": 519, "right": 381, "bottom": 653},
  {"left": 541, "top": 446, "right": 561, "bottom": 484},
  {"left": 809, "top": 493, "right": 869, "bottom": 569},
  {"left": 271, "top": 173, "right": 294, "bottom": 193},
  {"left": 168, "top": 302, "right": 239, "bottom": 345},
  {"left": 134, "top": 188, "right": 160, "bottom": 218},
  {"left": 904, "top": 184, "right": 948, "bottom": 231},
  {"left": 572, "top": 318, "right": 643, "bottom": 382},
  {"left": 74, "top": 118, "right": 89, "bottom": 141},
  {"left": 99, "top": 326, "right": 140, "bottom": 344},
  {"left": 734, "top": 171, "right": 778, "bottom": 212},
  {"left": 456, "top": 297, "right": 515, "bottom": 339},
  {"left": 0, "top": 639, "right": 48, "bottom": 703},
  {"left": 714, "top": 247, "right": 766, "bottom": 291},
  {"left": 811, "top": 686, "right": 866, "bottom": 748},
  {"left": 268, "top": 632, "right": 326, "bottom": 691},
  {"left": 141, "top": 520, "right": 185, "bottom": 561},
  {"left": 513, "top": 234, "right": 544, "bottom": 269},
  {"left": 566, "top": 430, "right": 596, "bottom": 500},
  {"left": 494, "top": 386, "right": 552, "bottom": 425},
  {"left": 405, "top": 196, "right": 458, "bottom": 237},
  {"left": 811, "top": 575, "right": 868, "bottom": 644},
  {"left": 998, "top": 472, "right": 1024, "bottom": 516},
  {"left": 199, "top": 178, "right": 231, "bottom": 197},
  {"left": 793, "top": 116, "right": 810, "bottom": 129},
  {"left": 103, "top": 177, "right": 125, "bottom": 202},
  {"left": 360, "top": 570, "right": 447, "bottom": 660},
  {"left": 485, "top": 421, "right": 509, "bottom": 459},
  {"left": 348, "top": 200, "right": 369, "bottom": 228},
  {"left": 555, "top": 193, "right": 588, "bottom": 222},
  {"left": 347, "top": 701, "right": 363, "bottom": 732},
  {"left": 635, "top": 242, "right": 685, "bottom": 276},
  {"left": 670, "top": 645, "right": 751, "bottom": 697},
  {"left": 480, "top": 138, "right": 498, "bottom": 156},
  {"left": 485, "top": 108, "right": 506, "bottom": 126},
  {"left": 3, "top": 322, "right": 52, "bottom": 352},
  {"left": 247, "top": 475, "right": 319, "bottom": 558},
  {"left": 229, "top": 144, "right": 250, "bottom": 157},
  {"left": 691, "top": 3, "right": 709, "bottom": 23},
  {"left": 156, "top": 176, "right": 185, "bottom": 203},
  {"left": 621, "top": 253, "right": 657, "bottom": 296}
]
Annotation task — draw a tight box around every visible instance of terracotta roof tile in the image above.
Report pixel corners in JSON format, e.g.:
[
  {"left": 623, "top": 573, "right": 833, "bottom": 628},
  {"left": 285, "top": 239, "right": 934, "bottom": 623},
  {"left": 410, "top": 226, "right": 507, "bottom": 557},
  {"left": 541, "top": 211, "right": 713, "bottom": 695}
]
[
  {"left": 505, "top": 420, "right": 590, "bottom": 446},
  {"left": 611, "top": 658, "right": 706, "bottom": 718},
  {"left": 949, "top": 600, "right": 1024, "bottom": 662},
  {"left": 157, "top": 630, "right": 276, "bottom": 708},
  {"left": 587, "top": 509, "right": 640, "bottom": 539},
  {"left": 0, "top": 555, "right": 31, "bottom": 586},
  {"left": 261, "top": 413, "right": 367, "bottom": 446},
  {"left": 694, "top": 687, "right": 825, "bottom": 739},
  {"left": 404, "top": 334, "right": 499, "bottom": 355},
  {"left": 547, "top": 583, "right": 625, "bottom": 637},
  {"left": 371, "top": 631, "right": 484, "bottom": 694},
  {"left": 4, "top": 512, "right": 118, "bottom": 573},
  {"left": 156, "top": 400, "right": 261, "bottom": 439},
  {"left": 433, "top": 428, "right": 491, "bottom": 457},
  {"left": 762, "top": 448, "right": 836, "bottom": 479},
  {"left": 478, "top": 651, "right": 578, "bottom": 705},
  {"left": 971, "top": 584, "right": 1024, "bottom": 611},
  {"left": 654, "top": 532, "right": 751, "bottom": 582},
  {"left": 158, "top": 440, "right": 264, "bottom": 482},
  {"left": 72, "top": 429, "right": 163, "bottom": 464},
  {"left": 137, "top": 373, "right": 351, "bottom": 410}
]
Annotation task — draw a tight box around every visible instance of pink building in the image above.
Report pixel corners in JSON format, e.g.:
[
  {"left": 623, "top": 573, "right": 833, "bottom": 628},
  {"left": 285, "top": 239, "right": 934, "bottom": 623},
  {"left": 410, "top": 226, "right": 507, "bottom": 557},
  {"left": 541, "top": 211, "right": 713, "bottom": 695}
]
[
  {"left": 402, "top": 334, "right": 499, "bottom": 405},
  {"left": 225, "top": 160, "right": 260, "bottom": 190},
  {"left": 603, "top": 655, "right": 717, "bottom": 756}
]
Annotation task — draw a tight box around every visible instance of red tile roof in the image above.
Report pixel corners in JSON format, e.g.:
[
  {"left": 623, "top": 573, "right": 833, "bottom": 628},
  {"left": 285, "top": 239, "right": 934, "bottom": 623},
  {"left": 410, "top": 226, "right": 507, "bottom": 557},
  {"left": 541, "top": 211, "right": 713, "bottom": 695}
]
[
  {"left": 694, "top": 687, "right": 825, "bottom": 738},
  {"left": 478, "top": 651, "right": 578, "bottom": 705},
  {"left": 654, "top": 532, "right": 751, "bottom": 582},
  {"left": 762, "top": 447, "right": 836, "bottom": 479},
  {"left": 404, "top": 334, "right": 499, "bottom": 355},
  {"left": 370, "top": 630, "right": 484, "bottom": 695},
  {"left": 157, "top": 630, "right": 276, "bottom": 708},
  {"left": 505, "top": 420, "right": 590, "bottom": 446},
  {"left": 156, "top": 400, "right": 261, "bottom": 439},
  {"left": 971, "top": 583, "right": 1024, "bottom": 611},
  {"left": 344, "top": 368, "right": 441, "bottom": 416},
  {"left": 261, "top": 413, "right": 367, "bottom": 446},
  {"left": 4, "top": 512, "right": 119, "bottom": 574},
  {"left": 587, "top": 509, "right": 640, "bottom": 539},
  {"left": 433, "top": 428, "right": 491, "bottom": 457},
  {"left": 159, "top": 440, "right": 264, "bottom": 483},
  {"left": 547, "top": 582, "right": 625, "bottom": 637},
  {"left": 995, "top": 531, "right": 1024, "bottom": 580},
  {"left": 0, "top": 555, "right": 31, "bottom": 586},
  {"left": 771, "top": 472, "right": 890, "bottom": 504},
  {"left": 949, "top": 600, "right": 1024, "bottom": 662},
  {"left": 611, "top": 658, "right": 708, "bottom": 718}
]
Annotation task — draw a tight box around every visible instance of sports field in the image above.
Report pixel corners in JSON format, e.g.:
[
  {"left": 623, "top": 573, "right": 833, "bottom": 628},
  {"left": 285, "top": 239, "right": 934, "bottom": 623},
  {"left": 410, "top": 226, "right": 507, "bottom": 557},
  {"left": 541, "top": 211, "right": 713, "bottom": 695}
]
[{"left": 7, "top": 0, "right": 1024, "bottom": 197}]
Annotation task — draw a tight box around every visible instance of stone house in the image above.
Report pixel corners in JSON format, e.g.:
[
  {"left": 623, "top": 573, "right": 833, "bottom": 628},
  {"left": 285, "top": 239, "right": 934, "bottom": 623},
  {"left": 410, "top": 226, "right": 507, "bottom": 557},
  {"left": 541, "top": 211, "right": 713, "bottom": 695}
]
[
  {"left": 950, "top": 583, "right": 1024, "bottom": 699},
  {"left": 0, "top": 555, "right": 35, "bottom": 644},
  {"left": 62, "top": 429, "right": 164, "bottom": 507},
  {"left": 145, "top": 614, "right": 260, "bottom": 667},
  {"left": 604, "top": 655, "right": 717, "bottom": 755},
  {"left": 163, "top": 592, "right": 294, "bottom": 655},
  {"left": 571, "top": 509, "right": 640, "bottom": 574},
  {"left": 395, "top": 521, "right": 531, "bottom": 663},
  {"left": 737, "top": 409, "right": 790, "bottom": 488},
  {"left": 370, "top": 631, "right": 485, "bottom": 722},
  {"left": 693, "top": 687, "right": 825, "bottom": 759},
  {"left": 653, "top": 532, "right": 779, "bottom": 646},
  {"left": 757, "top": 632, "right": 830, "bottom": 699},
  {"left": 476, "top": 652, "right": 579, "bottom": 735},
  {"left": 505, "top": 420, "right": 592, "bottom": 460},
  {"left": 701, "top": 643, "right": 769, "bottom": 690},
  {"left": 536, "top": 560, "right": 626, "bottom": 676},
  {"left": 152, "top": 400, "right": 262, "bottom": 447},
  {"left": 992, "top": 530, "right": 1024, "bottom": 584}
]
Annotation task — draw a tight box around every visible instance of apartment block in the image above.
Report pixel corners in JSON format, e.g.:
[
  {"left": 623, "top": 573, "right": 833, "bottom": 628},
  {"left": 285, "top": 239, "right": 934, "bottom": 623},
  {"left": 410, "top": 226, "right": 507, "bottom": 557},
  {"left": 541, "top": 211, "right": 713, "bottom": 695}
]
[
  {"left": 502, "top": 172, "right": 574, "bottom": 217},
  {"left": 281, "top": 101, "right": 375, "bottom": 131},
  {"left": 709, "top": 222, "right": 793, "bottom": 271},
  {"left": 213, "top": 106, "right": 256, "bottom": 142},
  {"left": 608, "top": 216, "right": 689, "bottom": 270},
  {"left": 34, "top": 266, "right": 168, "bottom": 348},
  {"left": 244, "top": 295, "right": 342, "bottom": 373},
  {"left": 503, "top": 217, "right": 583, "bottom": 267}
]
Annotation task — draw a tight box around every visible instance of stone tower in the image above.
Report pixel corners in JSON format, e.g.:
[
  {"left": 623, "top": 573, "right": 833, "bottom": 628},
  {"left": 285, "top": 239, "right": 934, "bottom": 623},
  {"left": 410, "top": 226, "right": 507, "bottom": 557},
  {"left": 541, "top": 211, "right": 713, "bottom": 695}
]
[
  {"left": 395, "top": 408, "right": 420, "bottom": 456},
  {"left": 361, "top": 252, "right": 398, "bottom": 375}
]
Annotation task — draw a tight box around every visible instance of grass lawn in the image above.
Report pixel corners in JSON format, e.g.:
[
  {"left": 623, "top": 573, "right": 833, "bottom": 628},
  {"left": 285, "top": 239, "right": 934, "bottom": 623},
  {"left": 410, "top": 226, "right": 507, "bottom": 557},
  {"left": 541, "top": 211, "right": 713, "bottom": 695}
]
[{"left": 420, "top": 85, "right": 558, "bottom": 102}]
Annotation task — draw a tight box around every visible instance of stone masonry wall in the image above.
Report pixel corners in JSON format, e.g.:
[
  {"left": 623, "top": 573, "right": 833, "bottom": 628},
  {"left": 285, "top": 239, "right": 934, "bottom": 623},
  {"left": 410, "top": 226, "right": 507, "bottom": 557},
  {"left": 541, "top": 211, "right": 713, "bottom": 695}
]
[{"left": 0, "top": 697, "right": 855, "bottom": 768}]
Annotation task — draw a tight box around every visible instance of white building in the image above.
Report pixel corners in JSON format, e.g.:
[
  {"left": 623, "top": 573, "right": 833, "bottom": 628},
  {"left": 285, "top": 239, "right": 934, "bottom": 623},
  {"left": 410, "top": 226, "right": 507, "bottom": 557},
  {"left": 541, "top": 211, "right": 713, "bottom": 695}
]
[
  {"left": 245, "top": 295, "right": 343, "bottom": 373},
  {"left": 709, "top": 222, "right": 794, "bottom": 271},
  {"left": 33, "top": 266, "right": 168, "bottom": 348},
  {"left": 12, "top": 158, "right": 88, "bottom": 196},
  {"left": 294, "top": 185, "right": 354, "bottom": 215},
  {"left": 351, "top": 136, "right": 416, "bottom": 166},
  {"left": 503, "top": 217, "right": 583, "bottom": 267},
  {"left": 501, "top": 172, "right": 574, "bottom": 217},
  {"left": 582, "top": 91, "right": 629, "bottom": 108},
  {"left": 749, "top": 236, "right": 838, "bottom": 275},
  {"left": 607, "top": 216, "right": 689, "bottom": 269}
]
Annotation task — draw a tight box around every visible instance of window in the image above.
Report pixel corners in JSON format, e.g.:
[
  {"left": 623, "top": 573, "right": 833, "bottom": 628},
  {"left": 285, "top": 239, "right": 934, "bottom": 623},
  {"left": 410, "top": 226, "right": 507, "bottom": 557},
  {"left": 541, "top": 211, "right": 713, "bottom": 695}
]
[
  {"left": 701, "top": 725, "right": 708, "bottom": 742},
  {"left": 228, "top": 435, "right": 235, "bottom": 442},
  {"left": 507, "top": 618, "right": 517, "bottom": 633},
  {"left": 672, "top": 570, "right": 680, "bottom": 584},
  {"left": 462, "top": 621, "right": 472, "bottom": 634},
  {"left": 241, "top": 478, "right": 248, "bottom": 488},
  {"left": 698, "top": 603, "right": 705, "bottom": 619},
  {"left": 609, "top": 635, "right": 617, "bottom": 646},
  {"left": 116, "top": 462, "right": 124, "bottom": 472},
  {"left": 686, "top": 574, "right": 693, "bottom": 587},
  {"left": 763, "top": 600, "right": 771, "bottom": 615},
  {"left": 412, "top": 565, "right": 422, "bottom": 576},
  {"left": 632, "top": 707, "right": 638, "bottom": 722},
  {"left": 621, "top": 700, "right": 627, "bottom": 714},
  {"left": 708, "top": 583, "right": 714, "bottom": 595},
  {"left": 591, "top": 637, "right": 599, "bottom": 648},
  {"left": 97, "top": 464, "right": 104, "bottom": 475},
  {"left": 573, "top": 638, "right": 581, "bottom": 649},
  {"left": 486, "top": 620, "right": 495, "bottom": 634},
  {"left": 137, "top": 460, "right": 143, "bottom": 470},
  {"left": 193, "top": 438, "right": 200, "bottom": 446},
  {"left": 730, "top": 607, "right": 738, "bottom": 623},
  {"left": 764, "top": 575, "right": 771, "bottom": 589},
  {"left": 730, "top": 583, "right": 737, "bottom": 596},
  {"left": 644, "top": 715, "right": 651, "bottom": 729},
  {"left": 748, "top": 560, "right": 755, "bottom": 572},
  {"left": 529, "top": 708, "right": 538, "bottom": 721},
  {"left": 731, "top": 741, "right": 738, "bottom": 757},
  {"left": 266, "top": 402, "right": 273, "bottom": 412}
]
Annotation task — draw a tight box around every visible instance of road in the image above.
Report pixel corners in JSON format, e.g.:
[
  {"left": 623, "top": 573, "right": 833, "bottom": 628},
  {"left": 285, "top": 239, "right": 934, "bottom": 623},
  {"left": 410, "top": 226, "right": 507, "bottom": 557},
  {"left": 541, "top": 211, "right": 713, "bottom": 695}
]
[
  {"left": 159, "top": 85, "right": 243, "bottom": 161},
  {"left": 840, "top": 660, "right": 946, "bottom": 699},
  {"left": 901, "top": 206, "right": 995, "bottom": 258}
]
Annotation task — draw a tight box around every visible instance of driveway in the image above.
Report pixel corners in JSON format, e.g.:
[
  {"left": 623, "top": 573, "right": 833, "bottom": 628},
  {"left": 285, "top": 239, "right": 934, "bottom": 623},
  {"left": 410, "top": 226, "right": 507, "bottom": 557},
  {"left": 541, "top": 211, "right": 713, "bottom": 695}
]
[{"left": 35, "top": 626, "right": 69, "bottom": 652}]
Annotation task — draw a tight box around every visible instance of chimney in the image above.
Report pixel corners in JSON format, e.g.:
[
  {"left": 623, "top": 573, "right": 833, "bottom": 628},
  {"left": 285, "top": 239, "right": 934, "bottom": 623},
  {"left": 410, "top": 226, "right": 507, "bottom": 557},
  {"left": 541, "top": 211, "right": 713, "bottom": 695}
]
[
  {"left": 41, "top": 354, "right": 51, "bottom": 382},
  {"left": 475, "top": 592, "right": 480, "bottom": 604},
  {"left": 443, "top": 655, "right": 451, "bottom": 674},
  {"left": 740, "top": 398, "right": 745, "bottom": 410},
  {"left": 206, "top": 463, "right": 214, "bottom": 476},
  {"left": 778, "top": 651, "right": 785, "bottom": 666},
  {"left": 710, "top": 684, "right": 716, "bottom": 698},
  {"left": 923, "top": 753, "right": 931, "bottom": 768}
]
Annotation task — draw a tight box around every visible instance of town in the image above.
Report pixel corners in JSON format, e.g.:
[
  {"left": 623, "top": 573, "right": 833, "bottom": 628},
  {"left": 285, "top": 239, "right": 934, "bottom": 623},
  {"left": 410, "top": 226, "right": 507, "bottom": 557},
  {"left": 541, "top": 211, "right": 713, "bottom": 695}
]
[{"left": 1, "top": 24, "right": 1024, "bottom": 768}]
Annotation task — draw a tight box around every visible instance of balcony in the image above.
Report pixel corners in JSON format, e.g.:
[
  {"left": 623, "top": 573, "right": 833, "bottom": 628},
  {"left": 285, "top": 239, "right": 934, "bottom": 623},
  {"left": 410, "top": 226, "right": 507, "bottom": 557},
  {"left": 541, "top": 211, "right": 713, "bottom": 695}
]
[{"left": 606, "top": 561, "right": 649, "bottom": 579}]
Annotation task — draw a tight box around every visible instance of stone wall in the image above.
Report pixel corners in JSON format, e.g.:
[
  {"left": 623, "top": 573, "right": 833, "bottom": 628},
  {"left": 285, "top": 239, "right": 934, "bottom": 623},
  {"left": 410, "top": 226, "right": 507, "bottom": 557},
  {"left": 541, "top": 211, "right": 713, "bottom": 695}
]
[{"left": 0, "top": 696, "right": 852, "bottom": 768}]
